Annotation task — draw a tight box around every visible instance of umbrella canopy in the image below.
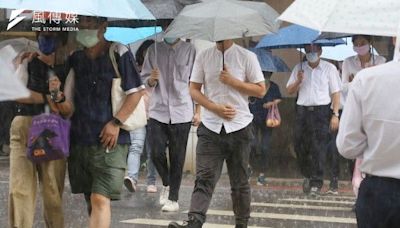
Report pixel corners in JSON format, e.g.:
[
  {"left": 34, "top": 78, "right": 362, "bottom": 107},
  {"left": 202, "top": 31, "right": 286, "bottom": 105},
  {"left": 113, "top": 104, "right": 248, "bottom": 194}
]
[
  {"left": 278, "top": 0, "right": 400, "bottom": 37},
  {"left": 105, "top": 26, "right": 162, "bottom": 45},
  {"left": 248, "top": 48, "right": 290, "bottom": 72},
  {"left": 0, "top": 38, "right": 38, "bottom": 53},
  {"left": 255, "top": 24, "right": 345, "bottom": 49},
  {"left": 0, "top": 0, "right": 155, "bottom": 20},
  {"left": 141, "top": 0, "right": 177, "bottom": 19},
  {"left": 164, "top": 0, "right": 281, "bottom": 41}
]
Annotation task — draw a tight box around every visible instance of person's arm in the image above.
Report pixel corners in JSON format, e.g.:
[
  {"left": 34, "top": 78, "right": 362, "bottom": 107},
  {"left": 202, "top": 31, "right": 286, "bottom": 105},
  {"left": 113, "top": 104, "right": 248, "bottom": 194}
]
[
  {"left": 192, "top": 104, "right": 201, "bottom": 126},
  {"left": 330, "top": 92, "right": 340, "bottom": 132},
  {"left": 287, "top": 70, "right": 304, "bottom": 95},
  {"left": 341, "top": 59, "right": 352, "bottom": 94},
  {"left": 336, "top": 79, "right": 366, "bottom": 159},
  {"left": 141, "top": 44, "right": 158, "bottom": 87},
  {"left": 48, "top": 69, "right": 75, "bottom": 118}
]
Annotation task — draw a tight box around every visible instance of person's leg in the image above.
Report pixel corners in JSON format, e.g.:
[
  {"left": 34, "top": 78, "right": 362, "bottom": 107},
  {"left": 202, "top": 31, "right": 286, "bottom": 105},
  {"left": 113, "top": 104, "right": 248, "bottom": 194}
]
[
  {"left": 8, "top": 116, "right": 38, "bottom": 228},
  {"left": 225, "top": 125, "right": 253, "bottom": 226},
  {"left": 89, "top": 193, "right": 111, "bottom": 228},
  {"left": 166, "top": 122, "right": 191, "bottom": 202},
  {"left": 125, "top": 127, "right": 146, "bottom": 192},
  {"left": 144, "top": 128, "right": 158, "bottom": 191},
  {"left": 39, "top": 159, "right": 66, "bottom": 228},
  {"left": 257, "top": 126, "right": 272, "bottom": 185},
  {"left": 328, "top": 131, "right": 339, "bottom": 192}
]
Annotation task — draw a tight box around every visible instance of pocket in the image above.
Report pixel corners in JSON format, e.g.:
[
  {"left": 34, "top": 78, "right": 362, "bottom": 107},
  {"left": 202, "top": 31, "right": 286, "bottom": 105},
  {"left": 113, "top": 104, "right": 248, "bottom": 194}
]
[
  {"left": 104, "top": 145, "right": 128, "bottom": 169},
  {"left": 175, "top": 65, "right": 190, "bottom": 82}
]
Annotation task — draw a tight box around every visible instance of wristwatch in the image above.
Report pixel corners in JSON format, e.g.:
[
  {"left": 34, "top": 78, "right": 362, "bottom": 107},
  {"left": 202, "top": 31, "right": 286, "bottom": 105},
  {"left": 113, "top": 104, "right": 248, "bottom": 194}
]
[
  {"left": 112, "top": 117, "right": 123, "bottom": 126},
  {"left": 332, "top": 111, "right": 339, "bottom": 118}
]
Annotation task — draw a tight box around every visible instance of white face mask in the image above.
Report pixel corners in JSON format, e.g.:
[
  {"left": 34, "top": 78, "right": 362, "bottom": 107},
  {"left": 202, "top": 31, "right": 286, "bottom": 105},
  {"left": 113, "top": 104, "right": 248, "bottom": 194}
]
[
  {"left": 76, "top": 29, "right": 99, "bottom": 48},
  {"left": 306, "top": 52, "right": 319, "bottom": 63},
  {"left": 164, "top": 37, "right": 178, "bottom": 45}
]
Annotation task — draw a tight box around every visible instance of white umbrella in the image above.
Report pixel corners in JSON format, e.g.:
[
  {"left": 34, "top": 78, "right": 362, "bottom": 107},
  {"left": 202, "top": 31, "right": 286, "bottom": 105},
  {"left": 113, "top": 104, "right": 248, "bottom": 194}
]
[
  {"left": 0, "top": 38, "right": 38, "bottom": 54},
  {"left": 0, "top": 0, "right": 155, "bottom": 20},
  {"left": 0, "top": 45, "right": 30, "bottom": 101},
  {"left": 164, "top": 0, "right": 281, "bottom": 42}
]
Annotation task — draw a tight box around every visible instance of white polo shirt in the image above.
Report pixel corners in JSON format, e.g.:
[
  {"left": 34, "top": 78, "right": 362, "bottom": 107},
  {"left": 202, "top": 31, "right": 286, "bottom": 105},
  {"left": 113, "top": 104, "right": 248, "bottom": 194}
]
[
  {"left": 337, "top": 61, "right": 400, "bottom": 179},
  {"left": 286, "top": 60, "right": 342, "bottom": 106},
  {"left": 190, "top": 44, "right": 264, "bottom": 134}
]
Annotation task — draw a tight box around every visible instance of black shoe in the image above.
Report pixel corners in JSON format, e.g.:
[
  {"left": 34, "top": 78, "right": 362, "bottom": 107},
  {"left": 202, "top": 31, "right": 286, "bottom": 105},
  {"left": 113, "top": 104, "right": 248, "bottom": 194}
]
[
  {"left": 235, "top": 224, "right": 248, "bottom": 228},
  {"left": 168, "top": 217, "right": 202, "bottom": 228},
  {"left": 309, "top": 186, "right": 321, "bottom": 197},
  {"left": 302, "top": 178, "right": 311, "bottom": 194},
  {"left": 330, "top": 177, "right": 338, "bottom": 190}
]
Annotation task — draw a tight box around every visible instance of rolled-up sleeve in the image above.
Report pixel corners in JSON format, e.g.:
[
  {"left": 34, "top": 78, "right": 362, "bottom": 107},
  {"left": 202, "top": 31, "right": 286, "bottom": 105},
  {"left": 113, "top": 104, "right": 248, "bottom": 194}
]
[
  {"left": 246, "top": 52, "right": 264, "bottom": 83},
  {"left": 336, "top": 78, "right": 367, "bottom": 159},
  {"left": 190, "top": 53, "right": 205, "bottom": 84},
  {"left": 117, "top": 46, "right": 145, "bottom": 95}
]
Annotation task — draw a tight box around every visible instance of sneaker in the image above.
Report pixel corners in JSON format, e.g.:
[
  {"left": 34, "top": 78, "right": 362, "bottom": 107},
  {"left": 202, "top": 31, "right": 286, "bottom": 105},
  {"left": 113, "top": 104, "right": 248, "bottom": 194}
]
[
  {"left": 168, "top": 216, "right": 203, "bottom": 228},
  {"left": 302, "top": 178, "right": 311, "bottom": 194},
  {"left": 256, "top": 175, "right": 266, "bottom": 186},
  {"left": 159, "top": 186, "right": 170, "bottom": 205},
  {"left": 326, "top": 187, "right": 339, "bottom": 195},
  {"left": 162, "top": 200, "right": 179, "bottom": 212},
  {"left": 147, "top": 185, "right": 157, "bottom": 193},
  {"left": 309, "top": 187, "right": 320, "bottom": 197},
  {"left": 124, "top": 176, "right": 137, "bottom": 192}
]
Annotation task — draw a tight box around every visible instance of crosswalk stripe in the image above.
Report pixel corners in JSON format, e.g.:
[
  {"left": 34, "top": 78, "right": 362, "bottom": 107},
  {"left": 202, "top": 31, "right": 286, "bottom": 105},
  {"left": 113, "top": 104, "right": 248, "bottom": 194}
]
[
  {"left": 280, "top": 198, "right": 354, "bottom": 205},
  {"left": 181, "top": 210, "right": 356, "bottom": 224},
  {"left": 120, "top": 218, "right": 271, "bottom": 228},
  {"left": 251, "top": 202, "right": 352, "bottom": 211}
]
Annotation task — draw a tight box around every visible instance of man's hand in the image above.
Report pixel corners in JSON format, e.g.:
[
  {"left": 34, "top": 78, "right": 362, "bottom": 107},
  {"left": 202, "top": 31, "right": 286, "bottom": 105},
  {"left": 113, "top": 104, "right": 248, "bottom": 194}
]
[
  {"left": 296, "top": 70, "right": 304, "bottom": 83},
  {"left": 192, "top": 113, "right": 201, "bottom": 126},
  {"left": 17, "top": 52, "right": 38, "bottom": 64},
  {"left": 213, "top": 104, "right": 236, "bottom": 121},
  {"left": 99, "top": 121, "right": 120, "bottom": 149},
  {"left": 219, "top": 65, "right": 237, "bottom": 86},
  {"left": 148, "top": 68, "right": 160, "bottom": 87},
  {"left": 330, "top": 116, "right": 339, "bottom": 132},
  {"left": 263, "top": 102, "right": 275, "bottom": 109}
]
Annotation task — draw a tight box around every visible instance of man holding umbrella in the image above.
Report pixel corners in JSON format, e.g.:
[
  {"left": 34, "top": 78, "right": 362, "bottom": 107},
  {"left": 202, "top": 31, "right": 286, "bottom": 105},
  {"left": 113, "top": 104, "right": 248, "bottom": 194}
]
[
  {"left": 169, "top": 39, "right": 266, "bottom": 228},
  {"left": 286, "top": 44, "right": 342, "bottom": 196}
]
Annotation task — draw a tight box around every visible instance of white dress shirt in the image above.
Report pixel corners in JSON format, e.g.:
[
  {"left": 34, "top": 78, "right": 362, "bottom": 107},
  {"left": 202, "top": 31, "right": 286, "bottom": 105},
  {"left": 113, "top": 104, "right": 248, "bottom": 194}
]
[
  {"left": 337, "top": 61, "right": 400, "bottom": 179},
  {"left": 190, "top": 44, "right": 264, "bottom": 134},
  {"left": 286, "top": 60, "right": 342, "bottom": 106},
  {"left": 341, "top": 55, "right": 386, "bottom": 104}
]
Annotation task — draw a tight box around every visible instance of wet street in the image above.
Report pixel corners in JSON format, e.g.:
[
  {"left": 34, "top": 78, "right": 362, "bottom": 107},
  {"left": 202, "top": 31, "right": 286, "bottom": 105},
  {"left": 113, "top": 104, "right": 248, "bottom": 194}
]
[{"left": 0, "top": 157, "right": 357, "bottom": 228}]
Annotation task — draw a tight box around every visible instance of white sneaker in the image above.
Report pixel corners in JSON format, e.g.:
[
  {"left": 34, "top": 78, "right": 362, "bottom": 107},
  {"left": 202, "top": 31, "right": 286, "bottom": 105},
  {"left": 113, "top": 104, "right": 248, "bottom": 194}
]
[
  {"left": 161, "top": 200, "right": 179, "bottom": 212},
  {"left": 147, "top": 185, "right": 157, "bottom": 193},
  {"left": 159, "top": 186, "right": 169, "bottom": 205}
]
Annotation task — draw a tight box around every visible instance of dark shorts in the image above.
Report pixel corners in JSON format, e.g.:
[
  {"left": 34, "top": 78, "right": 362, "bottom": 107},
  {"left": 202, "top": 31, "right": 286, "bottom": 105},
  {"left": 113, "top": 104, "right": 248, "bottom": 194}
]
[{"left": 68, "top": 144, "right": 128, "bottom": 200}]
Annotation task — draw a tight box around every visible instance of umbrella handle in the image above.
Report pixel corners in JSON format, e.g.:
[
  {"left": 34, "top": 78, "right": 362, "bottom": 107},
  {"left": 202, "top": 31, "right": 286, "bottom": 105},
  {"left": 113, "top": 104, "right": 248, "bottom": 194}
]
[{"left": 154, "top": 22, "right": 158, "bottom": 68}]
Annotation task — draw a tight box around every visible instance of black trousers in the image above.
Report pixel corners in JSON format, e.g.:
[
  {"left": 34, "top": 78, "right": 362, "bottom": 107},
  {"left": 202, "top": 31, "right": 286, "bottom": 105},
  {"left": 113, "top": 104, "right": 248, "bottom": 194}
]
[
  {"left": 356, "top": 175, "right": 400, "bottom": 228},
  {"left": 147, "top": 118, "right": 191, "bottom": 201},
  {"left": 189, "top": 123, "right": 253, "bottom": 225},
  {"left": 327, "top": 110, "right": 343, "bottom": 185},
  {"left": 294, "top": 105, "right": 330, "bottom": 188}
]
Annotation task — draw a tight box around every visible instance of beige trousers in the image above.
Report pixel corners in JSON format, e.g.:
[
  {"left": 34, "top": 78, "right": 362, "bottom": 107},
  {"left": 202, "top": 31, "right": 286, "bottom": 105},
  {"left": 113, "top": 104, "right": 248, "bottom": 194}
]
[{"left": 8, "top": 116, "right": 66, "bottom": 228}]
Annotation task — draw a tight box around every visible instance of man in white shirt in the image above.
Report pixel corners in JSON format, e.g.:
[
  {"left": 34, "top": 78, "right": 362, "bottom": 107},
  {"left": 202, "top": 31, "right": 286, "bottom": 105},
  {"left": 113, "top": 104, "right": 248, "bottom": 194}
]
[
  {"left": 287, "top": 44, "right": 341, "bottom": 196},
  {"left": 337, "top": 42, "right": 400, "bottom": 226},
  {"left": 169, "top": 39, "right": 266, "bottom": 228}
]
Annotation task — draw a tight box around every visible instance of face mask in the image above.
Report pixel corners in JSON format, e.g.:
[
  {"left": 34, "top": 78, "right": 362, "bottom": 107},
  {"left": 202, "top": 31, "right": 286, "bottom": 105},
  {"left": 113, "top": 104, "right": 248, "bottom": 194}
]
[
  {"left": 306, "top": 52, "right": 319, "bottom": 63},
  {"left": 76, "top": 29, "right": 99, "bottom": 48},
  {"left": 38, "top": 35, "right": 56, "bottom": 55},
  {"left": 164, "top": 37, "right": 178, "bottom": 45},
  {"left": 353, "top": 44, "right": 370, "bottom": 56}
]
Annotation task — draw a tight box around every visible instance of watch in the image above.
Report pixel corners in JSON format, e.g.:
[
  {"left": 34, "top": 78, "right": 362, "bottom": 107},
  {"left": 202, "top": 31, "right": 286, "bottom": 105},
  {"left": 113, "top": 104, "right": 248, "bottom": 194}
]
[
  {"left": 332, "top": 111, "right": 339, "bottom": 117},
  {"left": 112, "top": 117, "right": 123, "bottom": 126}
]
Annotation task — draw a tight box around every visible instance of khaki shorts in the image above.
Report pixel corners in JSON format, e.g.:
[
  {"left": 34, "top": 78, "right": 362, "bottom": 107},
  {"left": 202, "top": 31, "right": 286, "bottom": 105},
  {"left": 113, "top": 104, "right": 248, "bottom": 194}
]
[{"left": 68, "top": 144, "right": 128, "bottom": 200}]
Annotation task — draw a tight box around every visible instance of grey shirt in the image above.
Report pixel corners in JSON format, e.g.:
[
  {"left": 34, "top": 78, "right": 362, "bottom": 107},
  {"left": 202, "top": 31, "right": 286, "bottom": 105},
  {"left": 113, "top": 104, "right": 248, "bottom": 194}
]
[{"left": 141, "top": 40, "right": 196, "bottom": 124}]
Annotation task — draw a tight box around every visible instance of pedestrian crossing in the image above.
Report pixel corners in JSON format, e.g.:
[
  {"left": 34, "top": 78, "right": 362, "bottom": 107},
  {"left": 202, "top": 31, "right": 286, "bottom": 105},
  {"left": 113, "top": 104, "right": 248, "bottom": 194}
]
[{"left": 120, "top": 191, "right": 357, "bottom": 227}]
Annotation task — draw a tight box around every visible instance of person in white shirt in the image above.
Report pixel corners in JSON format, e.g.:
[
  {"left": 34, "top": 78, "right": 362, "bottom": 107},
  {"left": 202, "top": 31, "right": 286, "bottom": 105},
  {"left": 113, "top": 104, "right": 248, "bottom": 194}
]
[
  {"left": 286, "top": 44, "right": 342, "bottom": 196},
  {"left": 337, "top": 38, "right": 400, "bottom": 226},
  {"left": 169, "top": 40, "right": 266, "bottom": 228},
  {"left": 340, "top": 35, "right": 386, "bottom": 200}
]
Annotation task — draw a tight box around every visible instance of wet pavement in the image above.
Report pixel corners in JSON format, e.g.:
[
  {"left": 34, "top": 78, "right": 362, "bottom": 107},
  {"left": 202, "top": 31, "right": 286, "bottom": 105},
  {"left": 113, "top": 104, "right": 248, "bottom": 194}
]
[{"left": 0, "top": 157, "right": 357, "bottom": 228}]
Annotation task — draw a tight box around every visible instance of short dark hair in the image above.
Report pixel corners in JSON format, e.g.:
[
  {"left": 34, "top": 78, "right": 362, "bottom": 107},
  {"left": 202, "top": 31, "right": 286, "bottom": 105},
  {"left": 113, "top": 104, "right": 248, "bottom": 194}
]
[
  {"left": 135, "top": 40, "right": 154, "bottom": 66},
  {"left": 352, "top": 35, "right": 372, "bottom": 43}
]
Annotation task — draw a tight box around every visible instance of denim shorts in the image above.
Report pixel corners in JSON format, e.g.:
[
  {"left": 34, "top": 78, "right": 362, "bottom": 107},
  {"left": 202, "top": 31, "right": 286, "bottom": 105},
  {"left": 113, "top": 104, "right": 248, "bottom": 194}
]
[{"left": 68, "top": 144, "right": 128, "bottom": 200}]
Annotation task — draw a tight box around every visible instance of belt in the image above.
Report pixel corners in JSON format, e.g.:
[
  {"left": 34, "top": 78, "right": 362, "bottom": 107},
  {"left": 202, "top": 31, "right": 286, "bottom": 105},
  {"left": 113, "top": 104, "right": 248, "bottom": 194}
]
[
  {"left": 298, "top": 105, "right": 330, "bottom": 112},
  {"left": 15, "top": 104, "right": 44, "bottom": 116}
]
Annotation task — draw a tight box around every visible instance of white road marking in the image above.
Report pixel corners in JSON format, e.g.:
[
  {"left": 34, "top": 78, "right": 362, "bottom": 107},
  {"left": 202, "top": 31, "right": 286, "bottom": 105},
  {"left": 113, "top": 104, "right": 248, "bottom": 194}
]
[
  {"left": 280, "top": 198, "right": 354, "bottom": 205},
  {"left": 120, "top": 218, "right": 271, "bottom": 228},
  {"left": 251, "top": 202, "right": 352, "bottom": 211}
]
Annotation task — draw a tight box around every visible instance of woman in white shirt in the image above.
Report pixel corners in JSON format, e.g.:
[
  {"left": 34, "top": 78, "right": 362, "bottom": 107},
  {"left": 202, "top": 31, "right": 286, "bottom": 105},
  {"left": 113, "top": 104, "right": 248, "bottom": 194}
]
[{"left": 341, "top": 35, "right": 386, "bottom": 201}]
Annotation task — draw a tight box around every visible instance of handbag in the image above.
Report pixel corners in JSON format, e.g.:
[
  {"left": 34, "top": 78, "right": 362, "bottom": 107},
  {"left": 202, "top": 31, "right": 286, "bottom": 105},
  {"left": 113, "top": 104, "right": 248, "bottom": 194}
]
[
  {"left": 265, "top": 103, "right": 281, "bottom": 128},
  {"left": 27, "top": 113, "right": 70, "bottom": 163},
  {"left": 109, "top": 43, "right": 147, "bottom": 131}
]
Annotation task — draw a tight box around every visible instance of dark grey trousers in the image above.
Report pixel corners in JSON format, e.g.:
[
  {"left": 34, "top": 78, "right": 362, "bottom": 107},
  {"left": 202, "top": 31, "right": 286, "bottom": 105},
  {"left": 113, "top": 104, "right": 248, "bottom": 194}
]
[{"left": 189, "top": 123, "right": 253, "bottom": 225}]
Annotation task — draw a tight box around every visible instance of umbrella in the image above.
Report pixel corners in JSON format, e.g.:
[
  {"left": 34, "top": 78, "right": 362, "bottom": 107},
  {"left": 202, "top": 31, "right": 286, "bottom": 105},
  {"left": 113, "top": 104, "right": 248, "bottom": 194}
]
[
  {"left": 0, "top": 45, "right": 30, "bottom": 101},
  {"left": 0, "top": 38, "right": 38, "bottom": 53},
  {"left": 248, "top": 48, "right": 290, "bottom": 72},
  {"left": 105, "top": 26, "right": 162, "bottom": 45},
  {"left": 278, "top": 0, "right": 400, "bottom": 37},
  {"left": 141, "top": 0, "right": 178, "bottom": 19},
  {"left": 255, "top": 24, "right": 345, "bottom": 49},
  {"left": 164, "top": 0, "right": 281, "bottom": 42},
  {"left": 0, "top": 0, "right": 155, "bottom": 20}
]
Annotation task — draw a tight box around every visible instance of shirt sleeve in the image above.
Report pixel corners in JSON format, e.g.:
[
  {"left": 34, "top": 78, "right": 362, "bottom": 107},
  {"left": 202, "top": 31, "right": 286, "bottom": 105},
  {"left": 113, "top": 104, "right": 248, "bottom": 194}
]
[
  {"left": 337, "top": 77, "right": 367, "bottom": 159},
  {"left": 273, "top": 83, "right": 282, "bottom": 100},
  {"left": 341, "top": 58, "right": 351, "bottom": 95},
  {"left": 329, "top": 66, "right": 342, "bottom": 94},
  {"left": 117, "top": 45, "right": 144, "bottom": 95},
  {"left": 190, "top": 51, "right": 205, "bottom": 84},
  {"left": 286, "top": 64, "right": 300, "bottom": 88},
  {"left": 245, "top": 52, "right": 264, "bottom": 83},
  {"left": 140, "top": 44, "right": 156, "bottom": 87}
]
